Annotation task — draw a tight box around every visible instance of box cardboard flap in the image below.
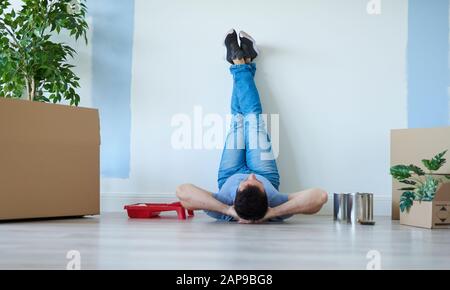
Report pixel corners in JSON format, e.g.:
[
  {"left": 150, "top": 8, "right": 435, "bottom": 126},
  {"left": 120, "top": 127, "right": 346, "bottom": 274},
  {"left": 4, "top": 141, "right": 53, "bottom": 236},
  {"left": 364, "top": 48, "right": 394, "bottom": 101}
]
[
  {"left": 436, "top": 182, "right": 450, "bottom": 202},
  {"left": 0, "top": 98, "right": 100, "bottom": 146}
]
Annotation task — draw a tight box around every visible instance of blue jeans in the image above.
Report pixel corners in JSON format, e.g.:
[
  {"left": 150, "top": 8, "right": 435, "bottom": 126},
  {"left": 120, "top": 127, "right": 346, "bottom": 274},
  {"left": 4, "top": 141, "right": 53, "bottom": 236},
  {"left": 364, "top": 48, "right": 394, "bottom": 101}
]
[{"left": 217, "top": 63, "right": 280, "bottom": 190}]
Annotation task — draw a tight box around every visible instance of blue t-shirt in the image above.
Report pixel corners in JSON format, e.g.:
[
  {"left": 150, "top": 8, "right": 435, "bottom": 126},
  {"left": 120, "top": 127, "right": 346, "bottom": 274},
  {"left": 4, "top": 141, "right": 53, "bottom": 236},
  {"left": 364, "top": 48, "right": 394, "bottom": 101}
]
[{"left": 205, "top": 174, "right": 292, "bottom": 222}]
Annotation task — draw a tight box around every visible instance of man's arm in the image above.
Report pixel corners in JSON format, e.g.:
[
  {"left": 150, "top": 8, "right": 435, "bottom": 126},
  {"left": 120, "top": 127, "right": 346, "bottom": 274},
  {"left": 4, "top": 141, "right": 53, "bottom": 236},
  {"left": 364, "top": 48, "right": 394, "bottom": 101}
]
[
  {"left": 176, "top": 183, "right": 238, "bottom": 219},
  {"left": 263, "top": 188, "right": 328, "bottom": 221}
]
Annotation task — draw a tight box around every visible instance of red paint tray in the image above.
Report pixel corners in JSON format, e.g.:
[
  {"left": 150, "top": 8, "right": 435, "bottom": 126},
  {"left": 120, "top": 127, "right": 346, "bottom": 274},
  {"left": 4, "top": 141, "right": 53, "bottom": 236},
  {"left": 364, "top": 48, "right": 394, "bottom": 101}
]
[{"left": 124, "top": 202, "right": 194, "bottom": 220}]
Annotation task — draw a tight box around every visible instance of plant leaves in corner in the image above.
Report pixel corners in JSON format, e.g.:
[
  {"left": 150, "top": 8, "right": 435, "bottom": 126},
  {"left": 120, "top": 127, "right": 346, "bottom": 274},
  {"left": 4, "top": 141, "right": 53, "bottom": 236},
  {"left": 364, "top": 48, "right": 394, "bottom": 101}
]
[{"left": 422, "top": 150, "right": 448, "bottom": 171}]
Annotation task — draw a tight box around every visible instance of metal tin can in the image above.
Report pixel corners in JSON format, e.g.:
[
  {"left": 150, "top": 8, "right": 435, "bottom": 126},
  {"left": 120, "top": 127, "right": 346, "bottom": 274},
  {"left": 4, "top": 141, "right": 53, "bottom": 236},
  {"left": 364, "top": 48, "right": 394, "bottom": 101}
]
[{"left": 334, "top": 193, "right": 374, "bottom": 224}]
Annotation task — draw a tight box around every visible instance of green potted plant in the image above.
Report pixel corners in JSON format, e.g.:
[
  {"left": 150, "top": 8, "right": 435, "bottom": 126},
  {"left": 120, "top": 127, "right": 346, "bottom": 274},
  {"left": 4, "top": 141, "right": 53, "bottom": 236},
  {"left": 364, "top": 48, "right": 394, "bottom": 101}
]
[
  {"left": 0, "top": 0, "right": 88, "bottom": 105},
  {"left": 390, "top": 150, "right": 450, "bottom": 229}
]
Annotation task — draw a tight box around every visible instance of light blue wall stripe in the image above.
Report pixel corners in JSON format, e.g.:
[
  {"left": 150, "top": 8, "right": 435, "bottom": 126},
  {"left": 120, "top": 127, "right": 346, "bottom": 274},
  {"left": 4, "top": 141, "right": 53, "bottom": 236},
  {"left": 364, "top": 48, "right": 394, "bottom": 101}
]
[
  {"left": 90, "top": 0, "right": 135, "bottom": 178},
  {"left": 408, "top": 0, "right": 449, "bottom": 128}
]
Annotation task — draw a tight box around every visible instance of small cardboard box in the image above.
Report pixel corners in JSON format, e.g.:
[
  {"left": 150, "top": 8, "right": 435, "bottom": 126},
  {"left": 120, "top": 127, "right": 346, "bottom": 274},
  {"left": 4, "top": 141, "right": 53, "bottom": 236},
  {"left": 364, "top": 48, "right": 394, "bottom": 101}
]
[
  {"left": 400, "top": 183, "right": 450, "bottom": 229},
  {"left": 391, "top": 127, "right": 450, "bottom": 220},
  {"left": 0, "top": 98, "right": 100, "bottom": 221}
]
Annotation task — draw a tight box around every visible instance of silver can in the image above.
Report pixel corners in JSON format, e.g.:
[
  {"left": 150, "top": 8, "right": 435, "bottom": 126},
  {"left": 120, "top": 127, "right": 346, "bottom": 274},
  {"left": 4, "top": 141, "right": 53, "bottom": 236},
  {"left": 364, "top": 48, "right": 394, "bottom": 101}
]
[
  {"left": 333, "top": 193, "right": 353, "bottom": 223},
  {"left": 355, "top": 193, "right": 374, "bottom": 224},
  {"left": 334, "top": 193, "right": 375, "bottom": 225}
]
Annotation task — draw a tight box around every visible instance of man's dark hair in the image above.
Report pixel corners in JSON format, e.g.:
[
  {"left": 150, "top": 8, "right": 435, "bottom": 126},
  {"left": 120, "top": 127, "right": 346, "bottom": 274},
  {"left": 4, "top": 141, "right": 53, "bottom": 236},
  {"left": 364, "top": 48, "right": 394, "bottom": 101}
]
[{"left": 234, "top": 185, "right": 268, "bottom": 221}]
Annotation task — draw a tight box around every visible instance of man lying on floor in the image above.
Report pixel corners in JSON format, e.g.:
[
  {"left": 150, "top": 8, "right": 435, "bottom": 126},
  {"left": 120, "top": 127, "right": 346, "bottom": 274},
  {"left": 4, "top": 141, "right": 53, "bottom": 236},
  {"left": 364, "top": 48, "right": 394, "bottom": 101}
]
[{"left": 177, "top": 29, "right": 328, "bottom": 224}]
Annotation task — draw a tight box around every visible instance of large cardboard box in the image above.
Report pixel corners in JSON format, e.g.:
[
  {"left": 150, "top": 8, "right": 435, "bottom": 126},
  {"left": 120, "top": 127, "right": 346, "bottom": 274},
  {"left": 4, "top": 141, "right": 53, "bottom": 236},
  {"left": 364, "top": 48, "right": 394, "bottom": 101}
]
[
  {"left": 0, "top": 98, "right": 100, "bottom": 221},
  {"left": 391, "top": 127, "right": 450, "bottom": 220}
]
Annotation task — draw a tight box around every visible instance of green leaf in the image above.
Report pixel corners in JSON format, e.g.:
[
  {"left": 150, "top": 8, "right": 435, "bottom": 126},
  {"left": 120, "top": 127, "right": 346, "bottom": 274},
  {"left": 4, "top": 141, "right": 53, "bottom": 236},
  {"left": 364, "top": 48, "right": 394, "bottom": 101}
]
[
  {"left": 408, "top": 164, "right": 425, "bottom": 176},
  {"left": 398, "top": 187, "right": 416, "bottom": 191},
  {"left": 400, "top": 191, "right": 415, "bottom": 213},
  {"left": 390, "top": 165, "right": 411, "bottom": 180},
  {"left": 415, "top": 176, "right": 440, "bottom": 202},
  {"left": 400, "top": 203, "right": 406, "bottom": 213},
  {"left": 400, "top": 179, "right": 417, "bottom": 185},
  {"left": 422, "top": 150, "right": 448, "bottom": 171}
]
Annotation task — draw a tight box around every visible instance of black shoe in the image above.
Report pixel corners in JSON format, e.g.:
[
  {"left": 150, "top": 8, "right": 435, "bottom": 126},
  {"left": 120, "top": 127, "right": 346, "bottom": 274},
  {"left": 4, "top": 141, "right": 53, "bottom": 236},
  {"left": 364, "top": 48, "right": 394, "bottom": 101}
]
[
  {"left": 239, "top": 31, "right": 259, "bottom": 61},
  {"left": 224, "top": 29, "right": 245, "bottom": 64}
]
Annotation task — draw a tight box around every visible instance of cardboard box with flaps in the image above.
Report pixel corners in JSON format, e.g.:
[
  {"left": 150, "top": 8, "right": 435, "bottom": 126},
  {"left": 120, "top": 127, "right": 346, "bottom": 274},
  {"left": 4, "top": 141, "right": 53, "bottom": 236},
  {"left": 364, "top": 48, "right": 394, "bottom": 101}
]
[{"left": 400, "top": 183, "right": 450, "bottom": 229}]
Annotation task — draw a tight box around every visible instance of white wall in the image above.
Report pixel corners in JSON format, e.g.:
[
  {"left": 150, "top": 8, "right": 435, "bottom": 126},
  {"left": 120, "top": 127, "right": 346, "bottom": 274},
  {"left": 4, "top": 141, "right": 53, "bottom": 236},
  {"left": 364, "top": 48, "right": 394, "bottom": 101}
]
[
  {"left": 55, "top": 18, "right": 93, "bottom": 109},
  {"left": 9, "top": 0, "right": 409, "bottom": 215},
  {"left": 100, "top": 0, "right": 408, "bottom": 216}
]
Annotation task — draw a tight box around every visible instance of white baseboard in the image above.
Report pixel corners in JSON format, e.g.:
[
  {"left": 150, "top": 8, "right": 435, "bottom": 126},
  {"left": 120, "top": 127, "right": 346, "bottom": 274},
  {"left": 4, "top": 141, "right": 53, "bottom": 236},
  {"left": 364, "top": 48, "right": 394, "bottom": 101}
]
[
  {"left": 101, "top": 193, "right": 177, "bottom": 213},
  {"left": 102, "top": 193, "right": 392, "bottom": 217},
  {"left": 320, "top": 194, "right": 392, "bottom": 217}
]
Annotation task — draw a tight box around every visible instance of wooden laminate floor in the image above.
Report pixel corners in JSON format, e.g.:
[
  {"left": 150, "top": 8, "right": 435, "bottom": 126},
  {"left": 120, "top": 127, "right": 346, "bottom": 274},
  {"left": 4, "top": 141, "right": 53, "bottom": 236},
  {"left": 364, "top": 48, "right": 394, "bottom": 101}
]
[{"left": 0, "top": 212, "right": 449, "bottom": 270}]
